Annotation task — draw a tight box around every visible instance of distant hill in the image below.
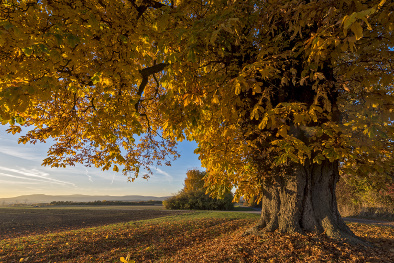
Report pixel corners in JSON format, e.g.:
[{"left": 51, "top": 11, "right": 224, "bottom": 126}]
[{"left": 0, "top": 194, "right": 169, "bottom": 205}]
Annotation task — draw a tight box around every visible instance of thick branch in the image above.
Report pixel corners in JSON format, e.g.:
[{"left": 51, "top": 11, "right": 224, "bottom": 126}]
[
  {"left": 142, "top": 0, "right": 167, "bottom": 9},
  {"left": 139, "top": 62, "right": 168, "bottom": 78},
  {"left": 134, "top": 63, "right": 168, "bottom": 113},
  {"left": 128, "top": 0, "right": 167, "bottom": 20}
]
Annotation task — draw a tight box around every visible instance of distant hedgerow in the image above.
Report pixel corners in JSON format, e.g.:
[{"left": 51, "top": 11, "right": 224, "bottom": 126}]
[{"left": 163, "top": 190, "right": 234, "bottom": 210}]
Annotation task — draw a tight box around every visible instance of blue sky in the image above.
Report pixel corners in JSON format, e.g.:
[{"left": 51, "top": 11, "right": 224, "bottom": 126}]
[{"left": 0, "top": 126, "right": 202, "bottom": 198}]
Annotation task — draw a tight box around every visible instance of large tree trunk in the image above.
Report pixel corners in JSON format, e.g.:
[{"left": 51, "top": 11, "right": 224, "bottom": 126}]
[{"left": 246, "top": 160, "right": 366, "bottom": 244}]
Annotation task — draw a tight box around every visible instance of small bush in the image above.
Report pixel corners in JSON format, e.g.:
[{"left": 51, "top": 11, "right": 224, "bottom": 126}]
[{"left": 163, "top": 190, "right": 234, "bottom": 211}]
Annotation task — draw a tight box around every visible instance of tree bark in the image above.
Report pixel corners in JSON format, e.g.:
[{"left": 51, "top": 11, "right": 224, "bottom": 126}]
[{"left": 245, "top": 160, "right": 367, "bottom": 244}]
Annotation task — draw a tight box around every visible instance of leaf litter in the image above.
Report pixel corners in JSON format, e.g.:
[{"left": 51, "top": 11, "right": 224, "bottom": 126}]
[{"left": 0, "top": 212, "right": 392, "bottom": 262}]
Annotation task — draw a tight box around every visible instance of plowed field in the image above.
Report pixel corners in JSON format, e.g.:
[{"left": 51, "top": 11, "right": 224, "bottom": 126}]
[{"left": 0, "top": 207, "right": 189, "bottom": 239}]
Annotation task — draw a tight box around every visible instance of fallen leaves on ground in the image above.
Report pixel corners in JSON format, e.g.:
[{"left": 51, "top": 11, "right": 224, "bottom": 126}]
[
  {"left": 0, "top": 212, "right": 392, "bottom": 262},
  {"left": 165, "top": 222, "right": 394, "bottom": 262}
]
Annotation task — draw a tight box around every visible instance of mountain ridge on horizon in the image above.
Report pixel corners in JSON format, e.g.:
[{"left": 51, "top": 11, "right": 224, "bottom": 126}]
[{"left": 0, "top": 194, "right": 169, "bottom": 204}]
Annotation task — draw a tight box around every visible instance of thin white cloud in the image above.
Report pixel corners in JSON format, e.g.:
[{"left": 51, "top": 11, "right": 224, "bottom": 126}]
[
  {"left": 0, "top": 146, "right": 43, "bottom": 161},
  {"left": 20, "top": 168, "right": 50, "bottom": 178},
  {"left": 0, "top": 172, "right": 75, "bottom": 187},
  {"left": 85, "top": 168, "right": 93, "bottom": 182},
  {"left": 0, "top": 166, "right": 76, "bottom": 187},
  {"left": 151, "top": 167, "right": 173, "bottom": 183},
  {"left": 0, "top": 179, "right": 40, "bottom": 185},
  {"left": 0, "top": 172, "right": 57, "bottom": 184}
]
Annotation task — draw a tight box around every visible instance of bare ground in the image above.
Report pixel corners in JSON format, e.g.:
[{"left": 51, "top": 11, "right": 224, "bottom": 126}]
[{"left": 0, "top": 207, "right": 190, "bottom": 239}]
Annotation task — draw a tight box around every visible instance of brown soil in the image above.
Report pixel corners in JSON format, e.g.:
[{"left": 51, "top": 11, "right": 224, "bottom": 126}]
[{"left": 0, "top": 207, "right": 189, "bottom": 239}]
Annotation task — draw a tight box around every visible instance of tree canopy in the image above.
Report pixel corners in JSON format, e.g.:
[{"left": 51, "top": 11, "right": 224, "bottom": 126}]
[
  {"left": 183, "top": 169, "right": 207, "bottom": 193},
  {"left": 0, "top": 0, "right": 392, "bottom": 204},
  {"left": 163, "top": 168, "right": 234, "bottom": 210}
]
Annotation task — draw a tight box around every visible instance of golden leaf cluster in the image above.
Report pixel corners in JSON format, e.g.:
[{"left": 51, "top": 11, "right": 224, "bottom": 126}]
[{"left": 0, "top": 0, "right": 392, "bottom": 197}]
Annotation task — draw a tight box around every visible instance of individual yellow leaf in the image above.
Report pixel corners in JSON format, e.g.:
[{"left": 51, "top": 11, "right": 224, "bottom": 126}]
[
  {"left": 235, "top": 80, "right": 241, "bottom": 95},
  {"left": 350, "top": 22, "right": 363, "bottom": 40},
  {"left": 343, "top": 13, "right": 357, "bottom": 30},
  {"left": 113, "top": 165, "right": 119, "bottom": 172},
  {"left": 212, "top": 95, "right": 219, "bottom": 104},
  {"left": 313, "top": 72, "right": 325, "bottom": 80},
  {"left": 276, "top": 126, "right": 288, "bottom": 137},
  {"left": 258, "top": 115, "right": 269, "bottom": 129}
]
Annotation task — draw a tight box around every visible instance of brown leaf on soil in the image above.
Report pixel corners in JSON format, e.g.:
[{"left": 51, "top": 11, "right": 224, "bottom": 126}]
[{"left": 0, "top": 211, "right": 393, "bottom": 263}]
